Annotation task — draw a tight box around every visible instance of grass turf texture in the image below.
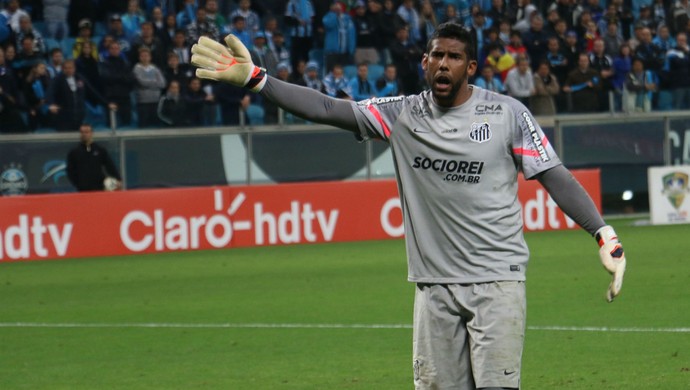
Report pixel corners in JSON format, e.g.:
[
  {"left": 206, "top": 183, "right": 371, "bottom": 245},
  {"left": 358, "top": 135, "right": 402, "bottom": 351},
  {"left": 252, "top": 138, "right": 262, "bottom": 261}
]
[{"left": 1, "top": 221, "right": 688, "bottom": 389}]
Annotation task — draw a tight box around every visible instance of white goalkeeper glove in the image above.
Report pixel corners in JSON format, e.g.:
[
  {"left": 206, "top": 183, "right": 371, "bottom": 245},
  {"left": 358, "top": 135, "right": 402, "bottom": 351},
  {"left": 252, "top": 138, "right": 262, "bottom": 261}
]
[
  {"left": 191, "top": 35, "right": 267, "bottom": 93},
  {"left": 595, "top": 225, "right": 627, "bottom": 303}
]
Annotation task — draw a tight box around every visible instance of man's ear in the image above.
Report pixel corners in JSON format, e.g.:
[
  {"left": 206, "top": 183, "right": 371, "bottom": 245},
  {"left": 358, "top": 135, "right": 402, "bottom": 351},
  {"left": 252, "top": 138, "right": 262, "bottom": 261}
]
[{"left": 421, "top": 53, "right": 428, "bottom": 71}]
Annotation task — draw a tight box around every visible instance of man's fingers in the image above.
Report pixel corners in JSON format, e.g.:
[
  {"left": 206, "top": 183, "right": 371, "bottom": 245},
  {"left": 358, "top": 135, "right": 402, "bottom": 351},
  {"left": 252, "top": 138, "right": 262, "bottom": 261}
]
[
  {"left": 191, "top": 42, "right": 225, "bottom": 62},
  {"left": 606, "top": 258, "right": 626, "bottom": 303},
  {"left": 197, "top": 36, "right": 230, "bottom": 55},
  {"left": 195, "top": 68, "right": 220, "bottom": 81},
  {"left": 191, "top": 54, "right": 220, "bottom": 71},
  {"left": 224, "top": 34, "right": 251, "bottom": 60}
]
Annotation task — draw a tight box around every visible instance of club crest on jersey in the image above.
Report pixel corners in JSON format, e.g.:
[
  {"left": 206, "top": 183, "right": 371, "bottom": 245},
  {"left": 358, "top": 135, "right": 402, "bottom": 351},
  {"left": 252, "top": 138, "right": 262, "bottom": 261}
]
[{"left": 469, "top": 122, "right": 492, "bottom": 143}]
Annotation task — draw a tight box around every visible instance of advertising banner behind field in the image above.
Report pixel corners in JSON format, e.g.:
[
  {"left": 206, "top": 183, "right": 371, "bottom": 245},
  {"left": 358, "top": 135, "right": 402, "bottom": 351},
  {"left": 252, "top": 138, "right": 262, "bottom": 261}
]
[
  {"left": 0, "top": 170, "right": 600, "bottom": 262},
  {"left": 648, "top": 165, "right": 690, "bottom": 225}
]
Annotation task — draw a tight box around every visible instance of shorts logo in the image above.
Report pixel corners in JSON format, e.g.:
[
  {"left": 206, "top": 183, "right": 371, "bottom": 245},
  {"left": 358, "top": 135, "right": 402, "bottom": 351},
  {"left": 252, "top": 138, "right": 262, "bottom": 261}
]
[
  {"left": 469, "top": 122, "right": 492, "bottom": 143},
  {"left": 662, "top": 172, "right": 689, "bottom": 209}
]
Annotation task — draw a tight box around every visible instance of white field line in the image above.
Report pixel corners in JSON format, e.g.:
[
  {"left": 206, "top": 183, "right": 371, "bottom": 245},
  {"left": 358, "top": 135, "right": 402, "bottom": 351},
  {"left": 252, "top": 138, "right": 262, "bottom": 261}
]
[{"left": 0, "top": 323, "right": 688, "bottom": 333}]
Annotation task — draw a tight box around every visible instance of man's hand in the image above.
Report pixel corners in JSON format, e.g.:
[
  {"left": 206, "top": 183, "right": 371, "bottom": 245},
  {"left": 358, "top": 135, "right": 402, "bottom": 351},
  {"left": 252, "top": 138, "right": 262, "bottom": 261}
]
[
  {"left": 191, "top": 35, "right": 267, "bottom": 93},
  {"left": 595, "top": 225, "right": 627, "bottom": 302}
]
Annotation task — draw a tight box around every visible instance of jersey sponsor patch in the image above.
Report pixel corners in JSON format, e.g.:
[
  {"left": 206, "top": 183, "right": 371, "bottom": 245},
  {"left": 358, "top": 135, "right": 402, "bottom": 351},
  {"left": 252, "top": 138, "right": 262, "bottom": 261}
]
[
  {"left": 469, "top": 122, "right": 492, "bottom": 143},
  {"left": 357, "top": 96, "right": 404, "bottom": 106},
  {"left": 521, "top": 111, "right": 550, "bottom": 162},
  {"left": 474, "top": 103, "right": 503, "bottom": 115}
]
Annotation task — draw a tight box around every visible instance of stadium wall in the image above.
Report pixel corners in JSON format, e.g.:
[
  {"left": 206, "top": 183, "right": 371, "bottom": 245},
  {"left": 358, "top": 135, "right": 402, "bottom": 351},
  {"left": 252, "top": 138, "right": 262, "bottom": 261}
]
[{"left": 0, "top": 170, "right": 600, "bottom": 262}]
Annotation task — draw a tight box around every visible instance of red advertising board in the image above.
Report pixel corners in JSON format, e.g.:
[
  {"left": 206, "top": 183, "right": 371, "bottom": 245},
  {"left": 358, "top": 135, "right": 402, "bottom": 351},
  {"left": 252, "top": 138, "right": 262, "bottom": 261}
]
[{"left": 0, "top": 170, "right": 600, "bottom": 262}]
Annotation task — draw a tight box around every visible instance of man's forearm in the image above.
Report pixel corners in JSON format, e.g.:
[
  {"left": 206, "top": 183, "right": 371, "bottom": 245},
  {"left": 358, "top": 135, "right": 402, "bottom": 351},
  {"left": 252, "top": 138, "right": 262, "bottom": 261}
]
[
  {"left": 536, "top": 165, "right": 606, "bottom": 235},
  {"left": 259, "top": 76, "right": 359, "bottom": 132}
]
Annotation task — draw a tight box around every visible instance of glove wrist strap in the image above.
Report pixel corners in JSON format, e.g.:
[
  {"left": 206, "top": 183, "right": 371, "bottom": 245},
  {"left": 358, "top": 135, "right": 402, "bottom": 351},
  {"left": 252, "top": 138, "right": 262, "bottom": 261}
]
[{"left": 245, "top": 66, "right": 267, "bottom": 93}]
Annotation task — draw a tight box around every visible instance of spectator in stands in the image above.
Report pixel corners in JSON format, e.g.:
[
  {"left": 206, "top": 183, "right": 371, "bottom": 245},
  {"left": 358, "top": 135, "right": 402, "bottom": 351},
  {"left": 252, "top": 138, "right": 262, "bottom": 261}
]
[
  {"left": 523, "top": 12, "right": 549, "bottom": 69},
  {"left": 634, "top": 26, "right": 665, "bottom": 80},
  {"left": 652, "top": 0, "right": 667, "bottom": 30},
  {"left": 637, "top": 5, "right": 656, "bottom": 31},
  {"left": 530, "top": 60, "right": 560, "bottom": 115},
  {"left": 15, "top": 15, "right": 45, "bottom": 57},
  {"left": 184, "top": 77, "right": 213, "bottom": 126},
  {"left": 73, "top": 19, "right": 98, "bottom": 60},
  {"left": 390, "top": 25, "right": 423, "bottom": 94},
  {"left": 284, "top": 0, "right": 314, "bottom": 72},
  {"left": 23, "top": 62, "right": 53, "bottom": 129},
  {"left": 545, "top": 36, "right": 568, "bottom": 85},
  {"left": 419, "top": 0, "right": 439, "bottom": 46},
  {"left": 484, "top": 42, "right": 515, "bottom": 81},
  {"left": 474, "top": 65, "right": 506, "bottom": 93},
  {"left": 163, "top": 51, "right": 192, "bottom": 92},
  {"left": 665, "top": 32, "right": 690, "bottom": 109},
  {"left": 602, "top": 19, "right": 623, "bottom": 58},
  {"left": 375, "top": 63, "right": 400, "bottom": 97},
  {"left": 550, "top": 18, "right": 569, "bottom": 49},
  {"left": 250, "top": 32, "right": 278, "bottom": 76},
  {"left": 46, "top": 60, "right": 90, "bottom": 131},
  {"left": 205, "top": 0, "right": 227, "bottom": 34},
  {"left": 151, "top": 6, "right": 165, "bottom": 34},
  {"left": 504, "top": 55, "right": 535, "bottom": 107},
  {"left": 176, "top": 0, "right": 197, "bottom": 29},
  {"left": 289, "top": 59, "right": 307, "bottom": 86},
  {"left": 582, "top": 0, "right": 603, "bottom": 25},
  {"left": 512, "top": 0, "right": 538, "bottom": 33},
  {"left": 302, "top": 60, "right": 324, "bottom": 92},
  {"left": 589, "top": 38, "right": 614, "bottom": 110},
  {"left": 214, "top": 81, "right": 250, "bottom": 125},
  {"left": 228, "top": 15, "right": 252, "bottom": 50},
  {"left": 263, "top": 16, "right": 279, "bottom": 52},
  {"left": 348, "top": 62, "right": 376, "bottom": 101},
  {"left": 270, "top": 31, "right": 290, "bottom": 69},
  {"left": 596, "top": 5, "right": 619, "bottom": 38},
  {"left": 186, "top": 7, "right": 220, "bottom": 47},
  {"left": 121, "top": 0, "right": 146, "bottom": 40},
  {"left": 563, "top": 52, "right": 601, "bottom": 112},
  {"left": 230, "top": 0, "right": 260, "bottom": 40},
  {"left": 611, "top": 0, "right": 633, "bottom": 40},
  {"left": 13, "top": 35, "right": 43, "bottom": 80},
  {"left": 100, "top": 41, "right": 135, "bottom": 127},
  {"left": 562, "top": 30, "right": 580, "bottom": 72},
  {"left": 611, "top": 43, "right": 632, "bottom": 110},
  {"left": 468, "top": 11, "right": 490, "bottom": 59},
  {"left": 2, "top": 0, "right": 29, "bottom": 33},
  {"left": 582, "top": 19, "right": 600, "bottom": 53},
  {"left": 0, "top": 46, "right": 27, "bottom": 133},
  {"left": 506, "top": 30, "right": 527, "bottom": 59},
  {"left": 157, "top": 13, "right": 177, "bottom": 52},
  {"left": 107, "top": 14, "right": 131, "bottom": 55},
  {"left": 487, "top": 0, "right": 509, "bottom": 26},
  {"left": 171, "top": 30, "right": 191, "bottom": 64},
  {"left": 66, "top": 123, "right": 122, "bottom": 192},
  {"left": 133, "top": 47, "right": 166, "bottom": 128},
  {"left": 397, "top": 0, "right": 421, "bottom": 44},
  {"left": 75, "top": 40, "right": 104, "bottom": 107},
  {"left": 323, "top": 63, "right": 351, "bottom": 98},
  {"left": 45, "top": 47, "right": 64, "bottom": 78},
  {"left": 323, "top": 2, "right": 356, "bottom": 73},
  {"left": 380, "top": 0, "right": 405, "bottom": 64},
  {"left": 352, "top": 0, "right": 380, "bottom": 66},
  {"left": 130, "top": 21, "right": 166, "bottom": 70},
  {"left": 158, "top": 80, "right": 188, "bottom": 127},
  {"left": 623, "top": 57, "right": 656, "bottom": 112},
  {"left": 653, "top": 25, "right": 676, "bottom": 54},
  {"left": 43, "top": 0, "right": 69, "bottom": 41}
]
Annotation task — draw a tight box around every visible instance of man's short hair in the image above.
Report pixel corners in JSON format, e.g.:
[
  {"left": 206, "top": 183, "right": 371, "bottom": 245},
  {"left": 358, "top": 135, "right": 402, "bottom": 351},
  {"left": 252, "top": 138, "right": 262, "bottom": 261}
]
[{"left": 426, "top": 22, "right": 476, "bottom": 61}]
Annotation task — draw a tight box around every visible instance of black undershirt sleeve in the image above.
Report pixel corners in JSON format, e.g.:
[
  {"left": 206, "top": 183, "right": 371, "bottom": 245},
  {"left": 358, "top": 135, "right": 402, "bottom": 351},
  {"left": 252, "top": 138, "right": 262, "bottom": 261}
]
[
  {"left": 535, "top": 165, "right": 606, "bottom": 236},
  {"left": 259, "top": 76, "right": 359, "bottom": 132}
]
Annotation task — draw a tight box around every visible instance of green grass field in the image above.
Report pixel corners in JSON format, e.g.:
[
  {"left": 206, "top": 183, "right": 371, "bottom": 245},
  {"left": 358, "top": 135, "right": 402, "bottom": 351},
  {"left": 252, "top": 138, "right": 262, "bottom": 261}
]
[{"left": 1, "top": 220, "right": 689, "bottom": 389}]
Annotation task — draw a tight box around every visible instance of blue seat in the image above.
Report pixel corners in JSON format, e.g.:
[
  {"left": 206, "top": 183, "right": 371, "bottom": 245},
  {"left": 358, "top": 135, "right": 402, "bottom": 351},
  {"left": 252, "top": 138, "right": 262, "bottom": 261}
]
[
  {"left": 44, "top": 38, "right": 61, "bottom": 51},
  {"left": 343, "top": 65, "right": 357, "bottom": 80},
  {"left": 368, "top": 64, "right": 384, "bottom": 83},
  {"left": 61, "top": 37, "right": 76, "bottom": 58},
  {"left": 246, "top": 104, "right": 264, "bottom": 125}
]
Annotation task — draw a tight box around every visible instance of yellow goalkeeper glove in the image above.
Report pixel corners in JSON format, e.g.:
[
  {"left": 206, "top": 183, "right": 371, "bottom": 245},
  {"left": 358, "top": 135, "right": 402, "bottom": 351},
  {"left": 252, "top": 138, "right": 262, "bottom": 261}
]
[
  {"left": 595, "top": 225, "right": 627, "bottom": 302},
  {"left": 191, "top": 35, "right": 267, "bottom": 93}
]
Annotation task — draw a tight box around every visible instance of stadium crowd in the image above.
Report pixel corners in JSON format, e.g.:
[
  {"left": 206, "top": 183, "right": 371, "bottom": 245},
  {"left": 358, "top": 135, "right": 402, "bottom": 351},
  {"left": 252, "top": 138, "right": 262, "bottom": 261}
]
[{"left": 0, "top": 0, "right": 689, "bottom": 132}]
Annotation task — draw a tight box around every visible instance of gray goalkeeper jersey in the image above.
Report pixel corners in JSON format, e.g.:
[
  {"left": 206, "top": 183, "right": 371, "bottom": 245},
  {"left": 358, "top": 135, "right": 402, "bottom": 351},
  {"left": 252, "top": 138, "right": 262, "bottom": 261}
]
[{"left": 350, "top": 86, "right": 561, "bottom": 283}]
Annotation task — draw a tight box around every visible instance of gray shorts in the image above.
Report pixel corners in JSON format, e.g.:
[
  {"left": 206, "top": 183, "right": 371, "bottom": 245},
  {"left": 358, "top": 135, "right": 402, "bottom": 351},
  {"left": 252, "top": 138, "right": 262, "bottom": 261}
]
[{"left": 412, "top": 282, "right": 526, "bottom": 390}]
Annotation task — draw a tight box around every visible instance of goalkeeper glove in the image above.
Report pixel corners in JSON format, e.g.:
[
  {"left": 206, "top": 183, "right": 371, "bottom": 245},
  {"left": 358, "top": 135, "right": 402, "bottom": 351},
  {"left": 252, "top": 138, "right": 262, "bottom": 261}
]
[
  {"left": 595, "top": 225, "right": 627, "bottom": 303},
  {"left": 191, "top": 35, "right": 267, "bottom": 93}
]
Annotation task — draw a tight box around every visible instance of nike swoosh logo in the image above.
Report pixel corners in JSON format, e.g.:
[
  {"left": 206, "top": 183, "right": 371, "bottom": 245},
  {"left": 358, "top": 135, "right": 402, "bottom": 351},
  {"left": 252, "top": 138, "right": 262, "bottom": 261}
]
[
  {"left": 413, "top": 128, "right": 429, "bottom": 133},
  {"left": 504, "top": 369, "right": 516, "bottom": 375}
]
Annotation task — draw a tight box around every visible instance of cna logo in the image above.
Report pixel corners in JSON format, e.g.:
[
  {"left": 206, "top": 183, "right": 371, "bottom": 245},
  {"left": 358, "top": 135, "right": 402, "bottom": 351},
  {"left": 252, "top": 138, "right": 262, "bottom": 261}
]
[
  {"left": 475, "top": 104, "right": 503, "bottom": 115},
  {"left": 469, "top": 122, "right": 492, "bottom": 143},
  {"left": 662, "top": 172, "right": 690, "bottom": 210},
  {"left": 0, "top": 163, "right": 28, "bottom": 196}
]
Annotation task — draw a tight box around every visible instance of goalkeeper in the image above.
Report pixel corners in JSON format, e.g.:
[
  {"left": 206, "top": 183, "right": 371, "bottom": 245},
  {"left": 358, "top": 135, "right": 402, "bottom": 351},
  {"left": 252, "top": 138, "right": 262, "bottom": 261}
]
[{"left": 192, "top": 23, "right": 626, "bottom": 390}]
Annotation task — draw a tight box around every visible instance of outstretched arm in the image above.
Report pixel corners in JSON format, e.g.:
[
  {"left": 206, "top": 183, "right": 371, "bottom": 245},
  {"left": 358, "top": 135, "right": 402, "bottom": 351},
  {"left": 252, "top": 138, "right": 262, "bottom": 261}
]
[
  {"left": 537, "top": 165, "right": 626, "bottom": 302},
  {"left": 191, "top": 35, "right": 358, "bottom": 132}
]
